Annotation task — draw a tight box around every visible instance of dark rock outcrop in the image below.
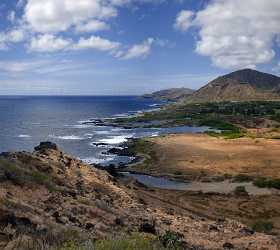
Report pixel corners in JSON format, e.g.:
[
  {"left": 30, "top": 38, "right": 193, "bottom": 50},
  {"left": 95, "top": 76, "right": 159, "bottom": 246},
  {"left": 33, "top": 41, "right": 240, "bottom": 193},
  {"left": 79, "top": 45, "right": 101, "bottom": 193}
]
[{"left": 34, "top": 141, "right": 58, "bottom": 152}]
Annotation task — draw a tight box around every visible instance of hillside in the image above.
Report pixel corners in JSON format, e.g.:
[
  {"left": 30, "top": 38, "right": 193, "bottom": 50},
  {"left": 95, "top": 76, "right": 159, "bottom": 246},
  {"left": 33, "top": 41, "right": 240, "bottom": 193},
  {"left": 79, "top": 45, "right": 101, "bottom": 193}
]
[
  {"left": 143, "top": 88, "right": 195, "bottom": 101},
  {"left": 187, "top": 69, "right": 280, "bottom": 103},
  {"left": 0, "top": 142, "right": 278, "bottom": 249}
]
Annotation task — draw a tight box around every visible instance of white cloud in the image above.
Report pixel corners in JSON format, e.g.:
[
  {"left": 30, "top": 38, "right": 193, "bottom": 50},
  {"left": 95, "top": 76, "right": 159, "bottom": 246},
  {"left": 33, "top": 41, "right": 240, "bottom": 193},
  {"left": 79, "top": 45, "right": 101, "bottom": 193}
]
[
  {"left": 110, "top": 0, "right": 166, "bottom": 6},
  {"left": 23, "top": 0, "right": 166, "bottom": 34},
  {"left": 118, "top": 38, "right": 154, "bottom": 59},
  {"left": 1, "top": 0, "right": 163, "bottom": 62},
  {"left": 8, "top": 29, "right": 26, "bottom": 43},
  {"left": 29, "top": 34, "right": 122, "bottom": 54},
  {"left": 75, "top": 20, "right": 110, "bottom": 33},
  {"left": 29, "top": 34, "right": 72, "bottom": 52},
  {"left": 0, "top": 29, "right": 26, "bottom": 50},
  {"left": 174, "top": 10, "right": 194, "bottom": 32},
  {"left": 24, "top": 0, "right": 117, "bottom": 33},
  {"left": 73, "top": 36, "right": 120, "bottom": 51},
  {"left": 0, "top": 59, "right": 85, "bottom": 76},
  {"left": 188, "top": 0, "right": 280, "bottom": 69},
  {"left": 0, "top": 60, "right": 48, "bottom": 73}
]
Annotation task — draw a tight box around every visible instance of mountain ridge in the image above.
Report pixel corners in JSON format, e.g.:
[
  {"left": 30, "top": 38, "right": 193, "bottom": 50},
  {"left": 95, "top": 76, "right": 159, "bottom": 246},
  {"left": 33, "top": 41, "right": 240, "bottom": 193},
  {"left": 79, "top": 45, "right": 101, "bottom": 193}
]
[
  {"left": 143, "top": 87, "right": 195, "bottom": 101},
  {"left": 186, "top": 69, "right": 280, "bottom": 103}
]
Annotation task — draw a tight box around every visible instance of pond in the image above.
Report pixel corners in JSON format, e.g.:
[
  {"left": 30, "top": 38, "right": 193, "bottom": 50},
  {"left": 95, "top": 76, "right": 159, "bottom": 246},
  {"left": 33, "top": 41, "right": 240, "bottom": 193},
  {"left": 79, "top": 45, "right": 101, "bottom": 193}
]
[{"left": 121, "top": 172, "right": 277, "bottom": 195}]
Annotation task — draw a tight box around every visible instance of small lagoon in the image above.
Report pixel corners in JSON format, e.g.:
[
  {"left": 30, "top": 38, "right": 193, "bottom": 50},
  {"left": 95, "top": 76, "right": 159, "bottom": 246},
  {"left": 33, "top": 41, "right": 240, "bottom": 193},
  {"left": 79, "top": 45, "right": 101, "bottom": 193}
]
[{"left": 122, "top": 172, "right": 277, "bottom": 195}]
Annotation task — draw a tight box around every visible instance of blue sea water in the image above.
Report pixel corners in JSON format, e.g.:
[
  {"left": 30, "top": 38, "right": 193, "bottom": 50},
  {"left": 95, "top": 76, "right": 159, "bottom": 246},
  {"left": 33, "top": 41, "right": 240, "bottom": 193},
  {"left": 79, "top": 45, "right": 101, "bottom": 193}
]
[{"left": 0, "top": 96, "right": 209, "bottom": 165}]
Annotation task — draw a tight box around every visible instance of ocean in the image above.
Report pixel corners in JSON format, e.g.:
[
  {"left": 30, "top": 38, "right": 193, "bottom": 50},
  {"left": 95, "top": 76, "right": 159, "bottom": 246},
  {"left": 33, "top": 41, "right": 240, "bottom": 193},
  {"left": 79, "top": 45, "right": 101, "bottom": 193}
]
[{"left": 0, "top": 96, "right": 208, "bottom": 165}]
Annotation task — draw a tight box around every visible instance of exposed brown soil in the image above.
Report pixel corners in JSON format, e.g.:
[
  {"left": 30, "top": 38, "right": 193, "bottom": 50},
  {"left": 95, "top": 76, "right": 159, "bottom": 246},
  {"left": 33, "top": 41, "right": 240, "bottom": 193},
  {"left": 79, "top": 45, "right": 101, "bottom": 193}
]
[
  {"left": 128, "top": 134, "right": 280, "bottom": 180},
  {"left": 1, "top": 142, "right": 279, "bottom": 249}
]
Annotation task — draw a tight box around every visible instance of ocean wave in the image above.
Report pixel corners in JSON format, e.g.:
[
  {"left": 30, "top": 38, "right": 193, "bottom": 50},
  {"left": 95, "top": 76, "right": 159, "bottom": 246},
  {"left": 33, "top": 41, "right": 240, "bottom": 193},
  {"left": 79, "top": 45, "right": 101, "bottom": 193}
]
[
  {"left": 149, "top": 103, "right": 160, "bottom": 107},
  {"left": 111, "top": 127, "right": 126, "bottom": 132},
  {"left": 50, "top": 135, "right": 85, "bottom": 140},
  {"left": 67, "top": 124, "right": 93, "bottom": 129},
  {"left": 97, "top": 134, "right": 134, "bottom": 144},
  {"left": 84, "top": 133, "right": 94, "bottom": 139},
  {"left": 18, "top": 134, "right": 31, "bottom": 138},
  {"left": 82, "top": 155, "right": 116, "bottom": 164},
  {"left": 77, "top": 119, "right": 93, "bottom": 124},
  {"left": 151, "top": 132, "right": 160, "bottom": 137},
  {"left": 112, "top": 113, "right": 130, "bottom": 118}
]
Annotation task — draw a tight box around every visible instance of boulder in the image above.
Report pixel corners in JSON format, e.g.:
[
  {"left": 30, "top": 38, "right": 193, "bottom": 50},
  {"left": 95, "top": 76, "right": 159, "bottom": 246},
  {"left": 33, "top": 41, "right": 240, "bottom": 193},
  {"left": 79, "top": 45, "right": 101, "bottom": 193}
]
[{"left": 34, "top": 142, "right": 58, "bottom": 152}]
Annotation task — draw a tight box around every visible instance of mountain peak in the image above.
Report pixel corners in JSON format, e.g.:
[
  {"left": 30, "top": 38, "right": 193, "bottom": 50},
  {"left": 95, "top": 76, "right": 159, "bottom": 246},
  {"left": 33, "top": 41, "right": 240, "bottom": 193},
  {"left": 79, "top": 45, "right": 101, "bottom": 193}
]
[
  {"left": 187, "top": 69, "right": 280, "bottom": 103},
  {"left": 222, "top": 68, "right": 280, "bottom": 89}
]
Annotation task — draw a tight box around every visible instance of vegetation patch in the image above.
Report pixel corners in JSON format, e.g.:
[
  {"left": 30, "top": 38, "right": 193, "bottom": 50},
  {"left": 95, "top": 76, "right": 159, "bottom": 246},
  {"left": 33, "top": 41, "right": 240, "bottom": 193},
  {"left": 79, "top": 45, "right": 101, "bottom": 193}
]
[
  {"left": 54, "top": 232, "right": 184, "bottom": 250},
  {"left": 252, "top": 220, "right": 273, "bottom": 234},
  {"left": 160, "top": 231, "right": 184, "bottom": 249},
  {"left": 233, "top": 186, "right": 248, "bottom": 196},
  {"left": 0, "top": 158, "right": 56, "bottom": 191},
  {"left": 253, "top": 177, "right": 280, "bottom": 189},
  {"left": 126, "top": 139, "right": 158, "bottom": 169},
  {"left": 233, "top": 174, "right": 253, "bottom": 183}
]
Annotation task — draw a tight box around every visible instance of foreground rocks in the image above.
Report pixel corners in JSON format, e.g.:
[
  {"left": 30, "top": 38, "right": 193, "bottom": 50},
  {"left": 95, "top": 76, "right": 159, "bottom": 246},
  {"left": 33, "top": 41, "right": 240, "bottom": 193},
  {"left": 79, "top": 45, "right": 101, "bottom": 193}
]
[{"left": 0, "top": 142, "right": 279, "bottom": 249}]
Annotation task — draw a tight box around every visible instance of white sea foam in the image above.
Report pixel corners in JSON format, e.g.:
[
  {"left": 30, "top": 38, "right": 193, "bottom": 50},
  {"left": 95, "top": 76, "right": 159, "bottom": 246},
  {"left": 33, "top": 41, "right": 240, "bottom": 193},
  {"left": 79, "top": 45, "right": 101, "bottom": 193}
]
[
  {"left": 50, "top": 135, "right": 85, "bottom": 140},
  {"left": 112, "top": 113, "right": 130, "bottom": 118},
  {"left": 149, "top": 103, "right": 160, "bottom": 107},
  {"left": 84, "top": 133, "right": 94, "bottom": 139},
  {"left": 97, "top": 134, "right": 134, "bottom": 144},
  {"left": 70, "top": 124, "right": 93, "bottom": 129},
  {"left": 151, "top": 132, "right": 160, "bottom": 137},
  {"left": 77, "top": 119, "right": 93, "bottom": 124},
  {"left": 18, "top": 134, "right": 31, "bottom": 138},
  {"left": 82, "top": 156, "right": 115, "bottom": 164}
]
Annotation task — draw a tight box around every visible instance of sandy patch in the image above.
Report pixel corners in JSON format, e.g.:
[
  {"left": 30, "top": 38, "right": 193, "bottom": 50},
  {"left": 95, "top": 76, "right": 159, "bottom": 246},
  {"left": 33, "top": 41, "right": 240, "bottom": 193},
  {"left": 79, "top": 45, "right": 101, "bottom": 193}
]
[{"left": 146, "top": 134, "right": 280, "bottom": 179}]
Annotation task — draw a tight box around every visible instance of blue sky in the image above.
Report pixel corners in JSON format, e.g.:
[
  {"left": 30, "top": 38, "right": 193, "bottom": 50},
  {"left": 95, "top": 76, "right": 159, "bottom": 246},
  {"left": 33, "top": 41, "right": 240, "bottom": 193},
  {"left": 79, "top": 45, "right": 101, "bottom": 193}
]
[{"left": 0, "top": 0, "right": 280, "bottom": 95}]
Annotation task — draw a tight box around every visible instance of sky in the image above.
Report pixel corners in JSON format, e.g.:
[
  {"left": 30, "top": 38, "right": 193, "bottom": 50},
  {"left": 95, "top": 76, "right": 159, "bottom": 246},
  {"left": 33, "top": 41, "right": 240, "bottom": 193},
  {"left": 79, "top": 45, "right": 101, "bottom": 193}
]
[{"left": 0, "top": 0, "right": 280, "bottom": 95}]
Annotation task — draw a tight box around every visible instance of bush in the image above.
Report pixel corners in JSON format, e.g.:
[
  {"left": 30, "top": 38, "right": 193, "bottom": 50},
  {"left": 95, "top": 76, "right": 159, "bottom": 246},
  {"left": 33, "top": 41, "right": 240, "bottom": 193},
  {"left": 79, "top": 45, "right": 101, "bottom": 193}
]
[
  {"left": 52, "top": 232, "right": 187, "bottom": 250},
  {"left": 233, "top": 174, "right": 253, "bottom": 183},
  {"left": 252, "top": 220, "right": 273, "bottom": 234},
  {"left": 253, "top": 178, "right": 280, "bottom": 189},
  {"left": 233, "top": 186, "right": 248, "bottom": 196},
  {"left": 199, "top": 118, "right": 239, "bottom": 132},
  {"left": 56, "top": 233, "right": 167, "bottom": 250},
  {"left": 0, "top": 158, "right": 56, "bottom": 191},
  {"left": 160, "top": 231, "right": 184, "bottom": 249}
]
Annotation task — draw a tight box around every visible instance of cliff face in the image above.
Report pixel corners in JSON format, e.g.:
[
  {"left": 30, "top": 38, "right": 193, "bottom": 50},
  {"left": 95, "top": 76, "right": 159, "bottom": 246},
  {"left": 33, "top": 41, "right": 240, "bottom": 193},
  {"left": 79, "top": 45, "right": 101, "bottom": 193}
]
[
  {"left": 0, "top": 142, "right": 279, "bottom": 249},
  {"left": 187, "top": 69, "right": 280, "bottom": 103}
]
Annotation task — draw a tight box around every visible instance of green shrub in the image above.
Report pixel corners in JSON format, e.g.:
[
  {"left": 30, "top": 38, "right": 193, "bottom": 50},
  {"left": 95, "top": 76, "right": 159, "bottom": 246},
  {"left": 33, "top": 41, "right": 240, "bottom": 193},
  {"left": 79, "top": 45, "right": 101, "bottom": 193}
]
[
  {"left": 53, "top": 232, "right": 186, "bottom": 250},
  {"left": 233, "top": 186, "right": 248, "bottom": 196},
  {"left": 56, "top": 233, "right": 167, "bottom": 250},
  {"left": 253, "top": 178, "right": 268, "bottom": 188},
  {"left": 0, "top": 158, "right": 55, "bottom": 191},
  {"left": 160, "top": 231, "right": 184, "bottom": 249},
  {"left": 233, "top": 174, "right": 253, "bottom": 183},
  {"left": 271, "top": 136, "right": 280, "bottom": 139},
  {"left": 253, "top": 178, "right": 280, "bottom": 189},
  {"left": 199, "top": 118, "right": 239, "bottom": 131},
  {"left": 252, "top": 220, "right": 273, "bottom": 234}
]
